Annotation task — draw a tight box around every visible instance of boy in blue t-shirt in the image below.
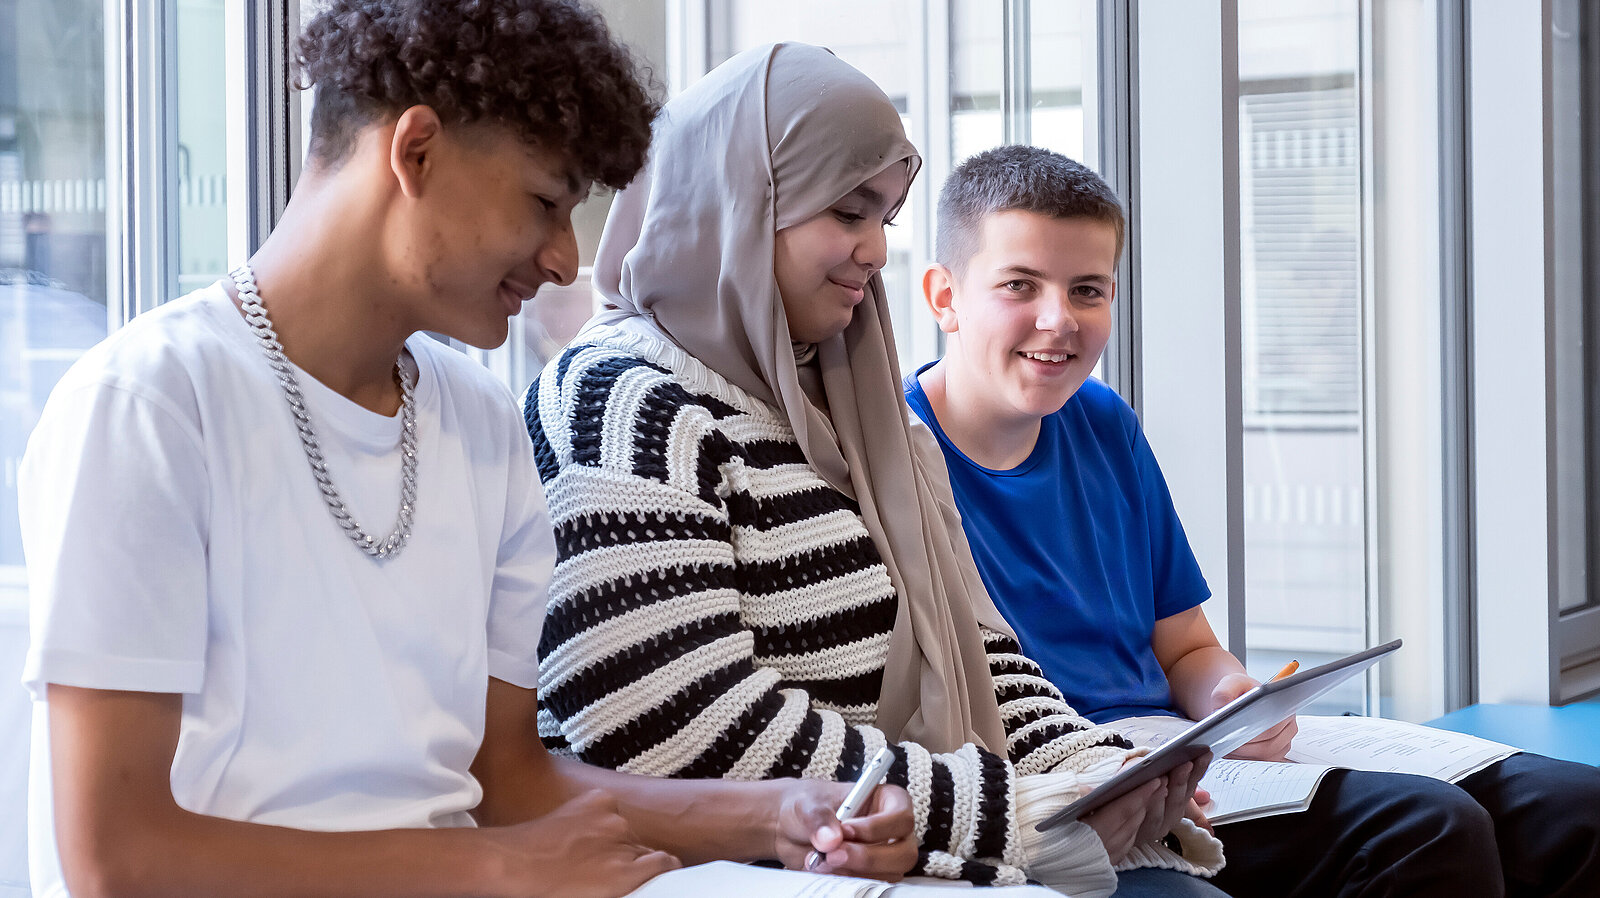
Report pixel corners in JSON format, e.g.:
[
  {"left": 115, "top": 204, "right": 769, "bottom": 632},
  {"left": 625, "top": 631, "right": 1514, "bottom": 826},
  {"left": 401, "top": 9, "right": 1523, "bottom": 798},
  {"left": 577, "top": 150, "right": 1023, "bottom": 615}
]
[{"left": 906, "top": 144, "right": 1600, "bottom": 898}]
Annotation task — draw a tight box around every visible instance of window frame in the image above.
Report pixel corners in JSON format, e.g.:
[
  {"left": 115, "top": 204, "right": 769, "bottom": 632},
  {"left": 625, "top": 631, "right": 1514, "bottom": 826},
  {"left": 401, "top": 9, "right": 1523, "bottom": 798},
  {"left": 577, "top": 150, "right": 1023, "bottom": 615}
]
[{"left": 1466, "top": 0, "right": 1600, "bottom": 705}]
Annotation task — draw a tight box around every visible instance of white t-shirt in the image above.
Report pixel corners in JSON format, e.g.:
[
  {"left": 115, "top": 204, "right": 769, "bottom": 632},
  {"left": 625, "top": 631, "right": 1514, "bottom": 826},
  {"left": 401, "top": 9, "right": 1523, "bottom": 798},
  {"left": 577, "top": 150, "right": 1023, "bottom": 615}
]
[{"left": 19, "top": 284, "right": 553, "bottom": 898}]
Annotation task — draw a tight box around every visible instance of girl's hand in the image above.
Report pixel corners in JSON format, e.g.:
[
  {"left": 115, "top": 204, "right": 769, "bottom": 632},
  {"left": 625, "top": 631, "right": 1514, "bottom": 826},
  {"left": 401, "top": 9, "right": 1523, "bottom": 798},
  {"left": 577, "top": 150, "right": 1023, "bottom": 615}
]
[
  {"left": 1134, "top": 754, "right": 1210, "bottom": 844},
  {"left": 774, "top": 780, "right": 918, "bottom": 881},
  {"left": 1082, "top": 777, "right": 1166, "bottom": 864}
]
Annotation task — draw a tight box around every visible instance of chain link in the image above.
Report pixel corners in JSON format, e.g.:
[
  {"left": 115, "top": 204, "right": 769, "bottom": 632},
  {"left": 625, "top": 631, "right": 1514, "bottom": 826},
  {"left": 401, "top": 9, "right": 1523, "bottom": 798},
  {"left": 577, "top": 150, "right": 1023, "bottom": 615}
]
[{"left": 230, "top": 265, "right": 418, "bottom": 559}]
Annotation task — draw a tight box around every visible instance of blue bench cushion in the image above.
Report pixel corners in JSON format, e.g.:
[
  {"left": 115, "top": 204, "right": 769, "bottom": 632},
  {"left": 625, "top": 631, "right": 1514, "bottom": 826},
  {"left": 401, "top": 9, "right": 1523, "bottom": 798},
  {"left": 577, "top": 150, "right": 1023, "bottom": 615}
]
[{"left": 1426, "top": 703, "right": 1600, "bottom": 767}]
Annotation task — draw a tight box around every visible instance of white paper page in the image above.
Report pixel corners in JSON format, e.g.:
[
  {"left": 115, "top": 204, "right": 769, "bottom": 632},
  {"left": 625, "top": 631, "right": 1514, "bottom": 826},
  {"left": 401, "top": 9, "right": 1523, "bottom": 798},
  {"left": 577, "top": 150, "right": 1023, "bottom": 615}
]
[
  {"left": 628, "top": 862, "right": 885, "bottom": 898},
  {"left": 896, "top": 877, "right": 1056, "bottom": 889},
  {"left": 890, "top": 880, "right": 1057, "bottom": 895},
  {"left": 1109, "top": 716, "right": 1331, "bottom": 823},
  {"left": 1287, "top": 716, "right": 1519, "bottom": 781},
  {"left": 627, "top": 861, "right": 1059, "bottom": 897},
  {"left": 1199, "top": 758, "right": 1335, "bottom": 823},
  {"left": 1107, "top": 715, "right": 1194, "bottom": 749}
]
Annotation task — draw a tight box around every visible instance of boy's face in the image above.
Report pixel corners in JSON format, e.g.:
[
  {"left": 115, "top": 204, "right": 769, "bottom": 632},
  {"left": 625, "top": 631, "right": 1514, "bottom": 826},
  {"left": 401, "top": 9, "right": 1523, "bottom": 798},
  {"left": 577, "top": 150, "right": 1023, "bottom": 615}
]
[
  {"left": 927, "top": 210, "right": 1118, "bottom": 423},
  {"left": 389, "top": 118, "right": 587, "bottom": 349}
]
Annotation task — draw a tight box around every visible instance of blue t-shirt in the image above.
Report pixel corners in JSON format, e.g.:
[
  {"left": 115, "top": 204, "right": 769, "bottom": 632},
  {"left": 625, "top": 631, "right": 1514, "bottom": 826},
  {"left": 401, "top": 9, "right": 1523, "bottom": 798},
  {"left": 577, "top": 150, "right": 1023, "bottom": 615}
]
[{"left": 905, "top": 365, "right": 1210, "bottom": 723}]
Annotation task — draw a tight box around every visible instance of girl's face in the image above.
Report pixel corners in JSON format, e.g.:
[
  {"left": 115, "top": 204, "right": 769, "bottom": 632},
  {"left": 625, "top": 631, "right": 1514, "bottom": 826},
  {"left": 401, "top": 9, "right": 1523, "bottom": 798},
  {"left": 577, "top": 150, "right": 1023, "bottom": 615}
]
[{"left": 773, "top": 161, "right": 910, "bottom": 344}]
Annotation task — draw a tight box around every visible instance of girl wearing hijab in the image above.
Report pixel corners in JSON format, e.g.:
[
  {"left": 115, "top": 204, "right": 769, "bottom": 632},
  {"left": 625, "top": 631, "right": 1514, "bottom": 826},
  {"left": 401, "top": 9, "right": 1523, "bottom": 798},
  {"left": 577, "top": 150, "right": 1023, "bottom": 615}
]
[{"left": 525, "top": 43, "right": 1224, "bottom": 894}]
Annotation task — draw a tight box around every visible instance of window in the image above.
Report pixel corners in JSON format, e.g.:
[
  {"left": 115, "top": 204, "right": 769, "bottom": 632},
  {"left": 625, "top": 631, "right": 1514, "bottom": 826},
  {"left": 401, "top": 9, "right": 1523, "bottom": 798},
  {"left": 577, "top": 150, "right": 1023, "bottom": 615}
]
[
  {"left": 1236, "top": 0, "right": 1368, "bottom": 714},
  {"left": 1555, "top": 0, "right": 1600, "bottom": 694},
  {"left": 1142, "top": 0, "right": 1458, "bottom": 720},
  {"left": 1, "top": 1, "right": 112, "bottom": 888},
  {"left": 1469, "top": 1, "right": 1598, "bottom": 705},
  {"left": 707, "top": 0, "right": 924, "bottom": 363},
  {"left": 1, "top": 1, "right": 236, "bottom": 889},
  {"left": 174, "top": 0, "right": 233, "bottom": 295},
  {"left": 473, "top": 0, "right": 1102, "bottom": 393}
]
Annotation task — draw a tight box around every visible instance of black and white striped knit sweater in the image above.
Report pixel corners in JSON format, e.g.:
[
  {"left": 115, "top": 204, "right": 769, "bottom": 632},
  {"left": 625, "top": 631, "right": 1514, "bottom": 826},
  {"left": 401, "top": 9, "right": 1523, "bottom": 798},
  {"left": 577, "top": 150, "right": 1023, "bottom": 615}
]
[{"left": 526, "top": 325, "right": 1135, "bottom": 885}]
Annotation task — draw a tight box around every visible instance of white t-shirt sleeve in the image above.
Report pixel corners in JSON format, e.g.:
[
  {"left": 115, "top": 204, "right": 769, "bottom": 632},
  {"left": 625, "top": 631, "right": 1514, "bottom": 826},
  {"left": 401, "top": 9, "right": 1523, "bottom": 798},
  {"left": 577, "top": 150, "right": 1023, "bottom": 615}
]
[
  {"left": 483, "top": 407, "right": 553, "bottom": 690},
  {"left": 20, "top": 378, "right": 211, "bottom": 700}
]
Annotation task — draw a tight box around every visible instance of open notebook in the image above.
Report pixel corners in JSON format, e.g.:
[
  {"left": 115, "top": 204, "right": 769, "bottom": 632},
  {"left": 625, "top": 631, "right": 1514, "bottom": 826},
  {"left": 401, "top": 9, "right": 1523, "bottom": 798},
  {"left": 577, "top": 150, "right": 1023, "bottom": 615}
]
[
  {"left": 1111, "top": 715, "right": 1519, "bottom": 825},
  {"left": 627, "top": 861, "right": 1058, "bottom": 897}
]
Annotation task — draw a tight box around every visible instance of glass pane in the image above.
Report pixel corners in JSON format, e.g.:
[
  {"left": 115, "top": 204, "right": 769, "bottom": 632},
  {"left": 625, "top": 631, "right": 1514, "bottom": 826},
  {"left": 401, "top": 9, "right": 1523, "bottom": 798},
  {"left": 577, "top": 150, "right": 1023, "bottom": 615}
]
[
  {"left": 174, "top": 0, "right": 232, "bottom": 296},
  {"left": 1556, "top": 0, "right": 1600, "bottom": 615},
  {"left": 1238, "top": 0, "right": 1366, "bottom": 714},
  {"left": 472, "top": 1, "right": 1104, "bottom": 387},
  {"left": 569, "top": 0, "right": 667, "bottom": 271},
  {"left": 950, "top": 1, "right": 1095, "bottom": 169},
  {"left": 0, "top": 0, "right": 113, "bottom": 891},
  {"left": 707, "top": 0, "right": 921, "bottom": 364},
  {"left": 1029, "top": 0, "right": 1095, "bottom": 165},
  {"left": 950, "top": 0, "right": 1002, "bottom": 162}
]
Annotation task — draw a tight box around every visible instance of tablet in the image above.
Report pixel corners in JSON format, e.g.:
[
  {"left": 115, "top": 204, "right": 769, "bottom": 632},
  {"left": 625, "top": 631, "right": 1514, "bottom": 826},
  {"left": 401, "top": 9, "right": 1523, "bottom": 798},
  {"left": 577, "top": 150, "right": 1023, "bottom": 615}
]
[{"left": 1035, "top": 638, "right": 1403, "bottom": 832}]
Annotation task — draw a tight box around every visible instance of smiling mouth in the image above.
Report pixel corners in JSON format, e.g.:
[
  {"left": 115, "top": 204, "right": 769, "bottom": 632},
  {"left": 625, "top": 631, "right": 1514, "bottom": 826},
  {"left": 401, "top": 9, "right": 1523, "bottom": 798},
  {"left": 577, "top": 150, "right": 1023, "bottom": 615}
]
[
  {"left": 829, "top": 279, "right": 866, "bottom": 302},
  {"left": 1021, "top": 350, "right": 1076, "bottom": 364},
  {"left": 499, "top": 280, "right": 533, "bottom": 315}
]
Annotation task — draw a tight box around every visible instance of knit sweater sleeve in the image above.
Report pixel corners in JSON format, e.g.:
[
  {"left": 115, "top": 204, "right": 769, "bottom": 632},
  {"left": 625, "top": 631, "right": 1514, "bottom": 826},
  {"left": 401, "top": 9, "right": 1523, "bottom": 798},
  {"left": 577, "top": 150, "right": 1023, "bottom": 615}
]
[
  {"left": 983, "top": 628, "right": 1134, "bottom": 776},
  {"left": 524, "top": 346, "right": 1116, "bottom": 885}
]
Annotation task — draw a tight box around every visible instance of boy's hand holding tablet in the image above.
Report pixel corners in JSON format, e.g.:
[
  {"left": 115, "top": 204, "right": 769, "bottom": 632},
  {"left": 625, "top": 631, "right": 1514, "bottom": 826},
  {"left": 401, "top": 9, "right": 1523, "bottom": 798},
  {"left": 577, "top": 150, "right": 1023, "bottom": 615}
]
[{"left": 1210, "top": 661, "right": 1302, "bottom": 762}]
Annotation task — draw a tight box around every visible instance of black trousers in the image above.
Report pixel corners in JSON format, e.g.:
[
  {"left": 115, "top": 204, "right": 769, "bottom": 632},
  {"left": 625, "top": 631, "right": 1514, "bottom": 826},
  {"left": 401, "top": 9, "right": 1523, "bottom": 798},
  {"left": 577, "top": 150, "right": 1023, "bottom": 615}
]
[{"left": 1202, "top": 753, "right": 1600, "bottom": 898}]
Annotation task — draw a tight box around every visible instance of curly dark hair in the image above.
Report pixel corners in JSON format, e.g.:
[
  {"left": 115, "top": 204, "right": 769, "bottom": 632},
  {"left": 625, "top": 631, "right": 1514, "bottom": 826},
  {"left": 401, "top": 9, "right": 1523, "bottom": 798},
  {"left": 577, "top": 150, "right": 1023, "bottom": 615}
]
[{"left": 295, "top": 0, "right": 659, "bottom": 189}]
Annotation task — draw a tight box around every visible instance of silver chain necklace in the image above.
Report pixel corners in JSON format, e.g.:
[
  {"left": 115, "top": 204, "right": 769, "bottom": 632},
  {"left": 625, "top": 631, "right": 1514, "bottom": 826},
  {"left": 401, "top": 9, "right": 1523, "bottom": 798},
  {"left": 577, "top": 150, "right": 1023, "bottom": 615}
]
[{"left": 230, "top": 264, "right": 417, "bottom": 559}]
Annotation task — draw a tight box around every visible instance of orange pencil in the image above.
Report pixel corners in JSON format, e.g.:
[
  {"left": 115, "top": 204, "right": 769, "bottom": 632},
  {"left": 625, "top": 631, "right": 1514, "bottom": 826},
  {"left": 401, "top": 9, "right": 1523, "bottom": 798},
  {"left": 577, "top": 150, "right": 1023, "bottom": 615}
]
[{"left": 1268, "top": 660, "right": 1300, "bottom": 683}]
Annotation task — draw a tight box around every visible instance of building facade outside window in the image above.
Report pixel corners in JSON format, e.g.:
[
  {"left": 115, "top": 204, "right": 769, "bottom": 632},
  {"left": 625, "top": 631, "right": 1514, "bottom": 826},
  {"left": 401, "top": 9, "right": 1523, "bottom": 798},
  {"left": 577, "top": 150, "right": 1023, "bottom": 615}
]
[
  {"left": 1, "top": 1, "right": 111, "bottom": 889},
  {"left": 1, "top": 0, "right": 233, "bottom": 889},
  {"left": 1235, "top": 0, "right": 1368, "bottom": 714}
]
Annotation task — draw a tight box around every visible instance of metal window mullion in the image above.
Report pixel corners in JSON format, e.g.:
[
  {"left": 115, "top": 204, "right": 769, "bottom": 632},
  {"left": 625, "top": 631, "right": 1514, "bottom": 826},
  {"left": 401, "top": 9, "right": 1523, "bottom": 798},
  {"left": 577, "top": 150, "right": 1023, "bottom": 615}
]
[
  {"left": 1582, "top": 0, "right": 1600, "bottom": 625},
  {"left": 115, "top": 0, "right": 176, "bottom": 322},
  {"left": 1099, "top": 0, "right": 1140, "bottom": 413},
  {"left": 909, "top": 0, "right": 951, "bottom": 365},
  {"left": 246, "top": 0, "right": 298, "bottom": 252},
  {"left": 102, "top": 0, "right": 125, "bottom": 331},
  {"left": 1438, "top": 0, "right": 1477, "bottom": 712},
  {"left": 1356, "top": 0, "right": 1384, "bottom": 716},
  {"left": 669, "top": 0, "right": 713, "bottom": 91},
  {"left": 918, "top": 0, "right": 953, "bottom": 220},
  {"left": 1220, "top": 0, "right": 1247, "bottom": 661},
  {"left": 1001, "top": 0, "right": 1032, "bottom": 146},
  {"left": 1543, "top": 0, "right": 1575, "bottom": 701}
]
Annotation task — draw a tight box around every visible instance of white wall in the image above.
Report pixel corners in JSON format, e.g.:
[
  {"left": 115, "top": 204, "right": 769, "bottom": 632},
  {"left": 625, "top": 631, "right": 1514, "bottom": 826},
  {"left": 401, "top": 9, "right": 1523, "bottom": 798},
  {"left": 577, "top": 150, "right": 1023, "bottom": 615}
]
[
  {"left": 1134, "top": 1, "right": 1241, "bottom": 651},
  {"left": 1467, "top": 0, "right": 1557, "bottom": 704}
]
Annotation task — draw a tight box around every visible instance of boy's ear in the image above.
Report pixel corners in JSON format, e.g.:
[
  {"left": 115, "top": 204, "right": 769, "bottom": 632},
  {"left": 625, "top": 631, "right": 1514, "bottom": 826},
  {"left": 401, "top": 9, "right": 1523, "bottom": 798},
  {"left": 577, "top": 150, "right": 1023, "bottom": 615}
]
[
  {"left": 921, "top": 264, "right": 961, "bottom": 335},
  {"left": 389, "top": 105, "right": 444, "bottom": 199}
]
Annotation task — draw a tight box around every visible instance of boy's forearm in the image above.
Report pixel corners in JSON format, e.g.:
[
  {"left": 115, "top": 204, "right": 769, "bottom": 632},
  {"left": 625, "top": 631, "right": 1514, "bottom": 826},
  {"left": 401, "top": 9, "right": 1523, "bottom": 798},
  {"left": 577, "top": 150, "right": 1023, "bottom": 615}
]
[
  {"left": 552, "top": 756, "right": 785, "bottom": 865},
  {"left": 473, "top": 677, "right": 782, "bottom": 864},
  {"left": 66, "top": 810, "right": 519, "bottom": 898},
  {"left": 1165, "top": 645, "right": 1250, "bottom": 720},
  {"left": 49, "top": 685, "right": 541, "bottom": 898}
]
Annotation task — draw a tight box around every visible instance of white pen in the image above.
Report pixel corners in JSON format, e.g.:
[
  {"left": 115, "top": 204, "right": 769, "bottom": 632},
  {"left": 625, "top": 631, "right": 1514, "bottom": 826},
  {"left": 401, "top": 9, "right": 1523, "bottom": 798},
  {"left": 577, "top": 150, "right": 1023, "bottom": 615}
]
[{"left": 805, "top": 745, "right": 897, "bottom": 871}]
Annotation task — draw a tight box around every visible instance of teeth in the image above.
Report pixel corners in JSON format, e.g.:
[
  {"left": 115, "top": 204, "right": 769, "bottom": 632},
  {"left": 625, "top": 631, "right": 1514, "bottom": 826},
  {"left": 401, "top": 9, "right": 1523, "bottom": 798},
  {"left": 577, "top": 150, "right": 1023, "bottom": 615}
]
[{"left": 1023, "top": 351, "right": 1072, "bottom": 363}]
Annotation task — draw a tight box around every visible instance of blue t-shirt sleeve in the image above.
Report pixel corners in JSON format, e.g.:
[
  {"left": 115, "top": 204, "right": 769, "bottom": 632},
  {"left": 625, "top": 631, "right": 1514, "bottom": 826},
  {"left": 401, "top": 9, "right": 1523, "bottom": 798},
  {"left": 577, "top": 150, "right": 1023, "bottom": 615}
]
[{"left": 1119, "top": 404, "right": 1211, "bottom": 620}]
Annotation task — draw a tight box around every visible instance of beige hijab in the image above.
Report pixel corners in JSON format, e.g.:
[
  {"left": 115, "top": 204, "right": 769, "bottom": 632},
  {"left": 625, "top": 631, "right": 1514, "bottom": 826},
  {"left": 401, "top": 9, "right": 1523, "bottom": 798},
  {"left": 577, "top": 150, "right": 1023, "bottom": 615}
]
[{"left": 589, "top": 42, "right": 1014, "bottom": 754}]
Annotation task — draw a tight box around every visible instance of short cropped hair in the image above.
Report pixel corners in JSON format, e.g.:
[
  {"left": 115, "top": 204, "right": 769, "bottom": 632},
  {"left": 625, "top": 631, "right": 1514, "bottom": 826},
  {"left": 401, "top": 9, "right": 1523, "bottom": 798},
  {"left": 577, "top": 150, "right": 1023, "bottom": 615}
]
[
  {"left": 295, "top": 0, "right": 659, "bottom": 190},
  {"left": 935, "top": 145, "right": 1125, "bottom": 274}
]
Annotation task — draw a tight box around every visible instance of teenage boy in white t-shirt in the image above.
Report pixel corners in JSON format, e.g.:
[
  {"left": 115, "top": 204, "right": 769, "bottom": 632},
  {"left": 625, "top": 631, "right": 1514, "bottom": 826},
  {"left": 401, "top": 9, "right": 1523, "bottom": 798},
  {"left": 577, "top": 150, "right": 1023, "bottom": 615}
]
[{"left": 17, "top": 3, "right": 915, "bottom": 897}]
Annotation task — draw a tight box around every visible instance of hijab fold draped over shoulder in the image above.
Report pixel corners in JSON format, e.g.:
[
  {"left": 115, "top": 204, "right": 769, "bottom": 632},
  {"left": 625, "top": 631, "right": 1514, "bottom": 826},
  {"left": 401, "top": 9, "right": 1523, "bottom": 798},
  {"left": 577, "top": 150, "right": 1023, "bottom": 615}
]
[{"left": 589, "top": 42, "right": 1014, "bottom": 755}]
